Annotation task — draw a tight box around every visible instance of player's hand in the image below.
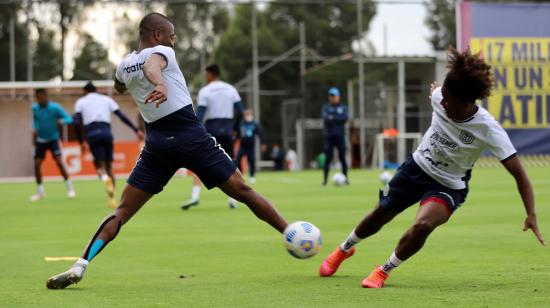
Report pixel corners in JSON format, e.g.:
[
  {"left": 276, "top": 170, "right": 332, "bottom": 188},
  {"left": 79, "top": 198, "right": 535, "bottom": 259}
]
[
  {"left": 80, "top": 142, "right": 89, "bottom": 155},
  {"left": 523, "top": 214, "right": 546, "bottom": 246},
  {"left": 145, "top": 84, "right": 167, "bottom": 108},
  {"left": 261, "top": 144, "right": 267, "bottom": 153},
  {"left": 136, "top": 130, "right": 145, "bottom": 141},
  {"left": 429, "top": 81, "right": 438, "bottom": 99}
]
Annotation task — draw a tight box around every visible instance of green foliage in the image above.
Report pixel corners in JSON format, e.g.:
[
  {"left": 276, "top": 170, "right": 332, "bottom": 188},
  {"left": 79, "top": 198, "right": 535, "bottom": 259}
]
[
  {"left": 0, "top": 3, "right": 28, "bottom": 81},
  {"left": 165, "top": 3, "right": 229, "bottom": 89},
  {"left": 71, "top": 33, "right": 113, "bottom": 80},
  {"left": 1, "top": 168, "right": 549, "bottom": 306},
  {"left": 33, "top": 26, "right": 62, "bottom": 81},
  {"left": 424, "top": 0, "right": 456, "bottom": 51}
]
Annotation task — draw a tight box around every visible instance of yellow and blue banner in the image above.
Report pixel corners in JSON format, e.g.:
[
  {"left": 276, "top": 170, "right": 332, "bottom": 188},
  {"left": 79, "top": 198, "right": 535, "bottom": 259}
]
[{"left": 458, "top": 2, "right": 550, "bottom": 154}]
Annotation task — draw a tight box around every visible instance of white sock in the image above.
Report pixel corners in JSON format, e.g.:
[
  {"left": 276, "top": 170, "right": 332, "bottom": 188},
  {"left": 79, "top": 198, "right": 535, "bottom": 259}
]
[
  {"left": 191, "top": 185, "right": 201, "bottom": 201},
  {"left": 340, "top": 230, "right": 362, "bottom": 252},
  {"left": 71, "top": 258, "right": 89, "bottom": 276},
  {"left": 100, "top": 174, "right": 109, "bottom": 182},
  {"left": 37, "top": 184, "right": 45, "bottom": 195},
  {"left": 66, "top": 180, "right": 74, "bottom": 191},
  {"left": 380, "top": 251, "right": 403, "bottom": 274}
]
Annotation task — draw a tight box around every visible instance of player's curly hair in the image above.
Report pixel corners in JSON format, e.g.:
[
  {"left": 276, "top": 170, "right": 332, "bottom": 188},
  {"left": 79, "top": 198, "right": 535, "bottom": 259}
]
[{"left": 443, "top": 47, "right": 493, "bottom": 103}]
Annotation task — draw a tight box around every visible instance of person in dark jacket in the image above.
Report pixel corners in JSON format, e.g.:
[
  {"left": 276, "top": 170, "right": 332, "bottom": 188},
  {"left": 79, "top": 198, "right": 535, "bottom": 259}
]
[{"left": 321, "top": 87, "right": 349, "bottom": 185}]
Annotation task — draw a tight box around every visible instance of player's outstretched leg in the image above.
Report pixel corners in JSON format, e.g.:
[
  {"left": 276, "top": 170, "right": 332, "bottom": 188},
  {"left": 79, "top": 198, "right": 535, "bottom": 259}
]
[
  {"left": 219, "top": 170, "right": 288, "bottom": 233},
  {"left": 320, "top": 205, "right": 398, "bottom": 277},
  {"left": 46, "top": 184, "right": 152, "bottom": 289},
  {"left": 362, "top": 200, "right": 450, "bottom": 288}
]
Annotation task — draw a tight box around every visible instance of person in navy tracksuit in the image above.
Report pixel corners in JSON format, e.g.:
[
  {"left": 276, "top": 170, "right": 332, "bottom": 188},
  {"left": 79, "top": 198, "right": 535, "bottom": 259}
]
[
  {"left": 236, "top": 109, "right": 265, "bottom": 183},
  {"left": 321, "top": 87, "right": 349, "bottom": 185}
]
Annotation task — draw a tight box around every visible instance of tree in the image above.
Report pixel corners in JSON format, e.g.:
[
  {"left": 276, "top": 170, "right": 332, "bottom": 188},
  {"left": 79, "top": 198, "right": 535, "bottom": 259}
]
[
  {"left": 212, "top": 1, "right": 376, "bottom": 144},
  {"left": 33, "top": 26, "right": 62, "bottom": 80},
  {"left": 424, "top": 0, "right": 456, "bottom": 51},
  {"left": 0, "top": 3, "right": 28, "bottom": 81},
  {"left": 56, "top": 0, "right": 94, "bottom": 80},
  {"left": 72, "top": 33, "right": 112, "bottom": 80},
  {"left": 165, "top": 2, "right": 229, "bottom": 89}
]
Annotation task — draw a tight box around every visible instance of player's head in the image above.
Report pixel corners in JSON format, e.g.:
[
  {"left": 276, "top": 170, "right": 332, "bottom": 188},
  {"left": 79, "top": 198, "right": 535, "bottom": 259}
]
[
  {"left": 441, "top": 47, "right": 493, "bottom": 120},
  {"left": 205, "top": 64, "right": 220, "bottom": 83},
  {"left": 35, "top": 88, "right": 48, "bottom": 105},
  {"left": 328, "top": 87, "right": 340, "bottom": 104},
  {"left": 244, "top": 108, "right": 254, "bottom": 121},
  {"left": 139, "top": 13, "right": 176, "bottom": 48},
  {"left": 83, "top": 81, "right": 97, "bottom": 93}
]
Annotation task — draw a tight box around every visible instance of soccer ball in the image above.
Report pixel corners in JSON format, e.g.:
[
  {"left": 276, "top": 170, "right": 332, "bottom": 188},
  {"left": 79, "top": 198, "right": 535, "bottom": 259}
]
[
  {"left": 283, "top": 221, "right": 322, "bottom": 259},
  {"left": 332, "top": 172, "right": 347, "bottom": 186},
  {"left": 379, "top": 171, "right": 393, "bottom": 185}
]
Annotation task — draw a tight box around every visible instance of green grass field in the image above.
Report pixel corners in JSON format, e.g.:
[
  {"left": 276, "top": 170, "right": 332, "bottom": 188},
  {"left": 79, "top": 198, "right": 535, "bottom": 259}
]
[{"left": 1, "top": 168, "right": 549, "bottom": 307}]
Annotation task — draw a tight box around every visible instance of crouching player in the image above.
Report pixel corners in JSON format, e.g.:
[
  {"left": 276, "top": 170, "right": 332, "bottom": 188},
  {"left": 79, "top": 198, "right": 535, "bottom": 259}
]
[{"left": 319, "top": 48, "right": 546, "bottom": 288}]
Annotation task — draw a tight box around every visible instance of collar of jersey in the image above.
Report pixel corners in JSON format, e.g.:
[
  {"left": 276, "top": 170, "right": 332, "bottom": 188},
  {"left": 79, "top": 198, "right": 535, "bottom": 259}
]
[{"left": 451, "top": 105, "right": 479, "bottom": 123}]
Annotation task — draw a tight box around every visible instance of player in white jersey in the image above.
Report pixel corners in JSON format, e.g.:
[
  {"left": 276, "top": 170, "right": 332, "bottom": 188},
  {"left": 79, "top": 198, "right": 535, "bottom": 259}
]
[
  {"left": 46, "top": 13, "right": 289, "bottom": 289},
  {"left": 318, "top": 48, "right": 546, "bottom": 288},
  {"left": 181, "top": 64, "right": 243, "bottom": 210},
  {"left": 74, "top": 82, "right": 144, "bottom": 208}
]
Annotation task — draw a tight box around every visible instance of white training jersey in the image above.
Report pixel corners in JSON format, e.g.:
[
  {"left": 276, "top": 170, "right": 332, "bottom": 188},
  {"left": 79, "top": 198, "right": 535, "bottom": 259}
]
[
  {"left": 74, "top": 93, "right": 119, "bottom": 125},
  {"left": 412, "top": 87, "right": 516, "bottom": 189},
  {"left": 198, "top": 80, "right": 241, "bottom": 120},
  {"left": 115, "top": 45, "right": 193, "bottom": 123}
]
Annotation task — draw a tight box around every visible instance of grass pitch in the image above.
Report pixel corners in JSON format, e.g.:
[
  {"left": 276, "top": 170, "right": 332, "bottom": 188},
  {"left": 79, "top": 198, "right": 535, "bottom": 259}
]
[{"left": 1, "top": 168, "right": 549, "bottom": 307}]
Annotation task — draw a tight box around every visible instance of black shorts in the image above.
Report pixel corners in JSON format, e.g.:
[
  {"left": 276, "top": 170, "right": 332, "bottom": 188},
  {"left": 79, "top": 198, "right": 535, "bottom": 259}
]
[
  {"left": 34, "top": 140, "right": 61, "bottom": 159},
  {"left": 379, "top": 157, "right": 468, "bottom": 214},
  {"left": 211, "top": 133, "right": 234, "bottom": 159},
  {"left": 88, "top": 133, "right": 114, "bottom": 162},
  {"left": 128, "top": 135, "right": 236, "bottom": 195}
]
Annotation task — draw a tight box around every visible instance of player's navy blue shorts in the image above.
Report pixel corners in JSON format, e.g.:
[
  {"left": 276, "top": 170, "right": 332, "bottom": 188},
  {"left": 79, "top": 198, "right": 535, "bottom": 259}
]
[
  {"left": 34, "top": 140, "right": 61, "bottom": 159},
  {"left": 379, "top": 157, "right": 468, "bottom": 214},
  {"left": 87, "top": 133, "right": 114, "bottom": 162},
  {"left": 127, "top": 105, "right": 237, "bottom": 195}
]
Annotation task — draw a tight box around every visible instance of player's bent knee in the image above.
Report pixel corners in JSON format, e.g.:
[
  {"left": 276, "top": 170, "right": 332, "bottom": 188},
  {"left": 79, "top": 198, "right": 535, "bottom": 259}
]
[{"left": 411, "top": 220, "right": 436, "bottom": 236}]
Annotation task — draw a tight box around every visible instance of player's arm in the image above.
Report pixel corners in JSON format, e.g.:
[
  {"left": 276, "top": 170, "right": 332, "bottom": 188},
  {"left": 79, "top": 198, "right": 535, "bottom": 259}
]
[
  {"left": 502, "top": 155, "right": 546, "bottom": 246},
  {"left": 196, "top": 106, "right": 207, "bottom": 122},
  {"left": 114, "top": 110, "right": 144, "bottom": 140},
  {"left": 114, "top": 77, "right": 127, "bottom": 94},
  {"left": 233, "top": 101, "right": 243, "bottom": 134},
  {"left": 32, "top": 111, "right": 38, "bottom": 146},
  {"left": 321, "top": 105, "right": 331, "bottom": 123},
  {"left": 56, "top": 105, "right": 73, "bottom": 125},
  {"left": 333, "top": 105, "right": 348, "bottom": 123},
  {"left": 256, "top": 124, "right": 267, "bottom": 152},
  {"left": 143, "top": 53, "right": 168, "bottom": 108},
  {"left": 73, "top": 112, "right": 89, "bottom": 154},
  {"left": 73, "top": 112, "right": 84, "bottom": 144}
]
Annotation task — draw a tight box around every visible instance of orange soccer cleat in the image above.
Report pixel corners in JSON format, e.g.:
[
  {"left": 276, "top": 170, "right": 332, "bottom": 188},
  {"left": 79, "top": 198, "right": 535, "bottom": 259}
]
[
  {"left": 319, "top": 247, "right": 355, "bottom": 277},
  {"left": 361, "top": 267, "right": 388, "bottom": 288}
]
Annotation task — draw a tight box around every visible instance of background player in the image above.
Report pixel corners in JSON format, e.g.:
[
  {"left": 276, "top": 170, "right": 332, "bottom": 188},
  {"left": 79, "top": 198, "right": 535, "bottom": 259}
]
[
  {"left": 181, "top": 64, "right": 243, "bottom": 210},
  {"left": 46, "top": 12, "right": 288, "bottom": 289},
  {"left": 31, "top": 88, "right": 75, "bottom": 201},
  {"left": 319, "top": 48, "right": 546, "bottom": 288},
  {"left": 321, "top": 87, "right": 349, "bottom": 185},
  {"left": 74, "top": 81, "right": 144, "bottom": 208},
  {"left": 236, "top": 108, "right": 266, "bottom": 184}
]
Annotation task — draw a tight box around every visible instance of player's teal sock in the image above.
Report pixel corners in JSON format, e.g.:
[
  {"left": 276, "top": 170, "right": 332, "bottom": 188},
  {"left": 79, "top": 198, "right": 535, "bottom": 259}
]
[
  {"left": 340, "top": 230, "right": 362, "bottom": 252},
  {"left": 82, "top": 215, "right": 121, "bottom": 261}
]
